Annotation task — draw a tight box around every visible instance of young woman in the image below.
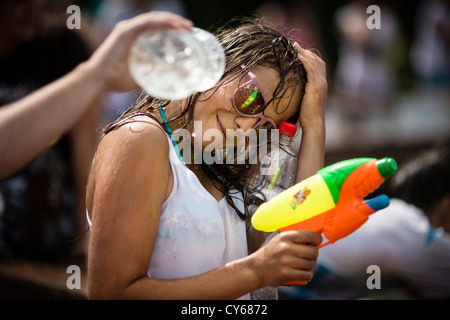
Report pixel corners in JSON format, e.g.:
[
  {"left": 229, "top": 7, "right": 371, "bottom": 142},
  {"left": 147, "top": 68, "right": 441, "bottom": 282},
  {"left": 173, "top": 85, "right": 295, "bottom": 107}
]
[{"left": 86, "top": 11, "right": 327, "bottom": 299}]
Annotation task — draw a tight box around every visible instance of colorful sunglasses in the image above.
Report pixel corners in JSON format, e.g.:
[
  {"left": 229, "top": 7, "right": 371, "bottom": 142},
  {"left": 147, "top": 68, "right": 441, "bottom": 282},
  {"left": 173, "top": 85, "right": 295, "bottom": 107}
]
[{"left": 232, "top": 65, "right": 277, "bottom": 130}]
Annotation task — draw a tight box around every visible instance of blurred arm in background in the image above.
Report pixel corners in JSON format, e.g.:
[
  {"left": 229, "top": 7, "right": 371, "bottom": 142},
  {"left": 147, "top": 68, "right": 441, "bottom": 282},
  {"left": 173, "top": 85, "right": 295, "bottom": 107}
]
[{"left": 0, "top": 11, "right": 193, "bottom": 181}]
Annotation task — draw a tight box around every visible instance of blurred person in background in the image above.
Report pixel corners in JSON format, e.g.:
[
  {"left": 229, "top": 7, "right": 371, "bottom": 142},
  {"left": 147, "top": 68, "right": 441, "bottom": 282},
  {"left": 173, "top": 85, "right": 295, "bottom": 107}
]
[
  {"left": 280, "top": 144, "right": 450, "bottom": 300},
  {"left": 410, "top": 0, "right": 450, "bottom": 90},
  {"left": 330, "top": 0, "right": 405, "bottom": 148},
  {"left": 333, "top": 0, "right": 401, "bottom": 112},
  {"left": 0, "top": 0, "right": 100, "bottom": 261}
]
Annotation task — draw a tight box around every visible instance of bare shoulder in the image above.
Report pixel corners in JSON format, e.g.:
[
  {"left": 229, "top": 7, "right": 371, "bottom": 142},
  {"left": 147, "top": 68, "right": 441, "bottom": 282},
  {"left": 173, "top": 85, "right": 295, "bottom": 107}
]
[
  {"left": 86, "top": 115, "right": 171, "bottom": 213},
  {"left": 95, "top": 115, "right": 169, "bottom": 167}
]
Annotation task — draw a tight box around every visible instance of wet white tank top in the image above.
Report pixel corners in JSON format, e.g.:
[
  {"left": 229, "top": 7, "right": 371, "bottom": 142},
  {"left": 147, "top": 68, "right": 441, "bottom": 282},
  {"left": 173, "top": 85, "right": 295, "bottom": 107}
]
[{"left": 147, "top": 135, "right": 250, "bottom": 299}]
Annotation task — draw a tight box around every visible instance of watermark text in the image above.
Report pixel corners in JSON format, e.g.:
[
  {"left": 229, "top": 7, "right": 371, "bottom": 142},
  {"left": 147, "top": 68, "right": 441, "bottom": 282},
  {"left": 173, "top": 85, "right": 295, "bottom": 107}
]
[
  {"left": 366, "top": 5, "right": 381, "bottom": 30},
  {"left": 66, "top": 5, "right": 81, "bottom": 30}
]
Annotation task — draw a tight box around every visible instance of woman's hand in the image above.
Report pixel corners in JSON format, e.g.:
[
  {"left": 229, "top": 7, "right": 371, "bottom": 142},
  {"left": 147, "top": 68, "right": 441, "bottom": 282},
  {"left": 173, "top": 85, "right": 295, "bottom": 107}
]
[
  {"left": 294, "top": 43, "right": 327, "bottom": 130},
  {"left": 250, "top": 230, "right": 322, "bottom": 287},
  {"left": 86, "top": 11, "right": 193, "bottom": 92},
  {"left": 293, "top": 43, "right": 327, "bottom": 182}
]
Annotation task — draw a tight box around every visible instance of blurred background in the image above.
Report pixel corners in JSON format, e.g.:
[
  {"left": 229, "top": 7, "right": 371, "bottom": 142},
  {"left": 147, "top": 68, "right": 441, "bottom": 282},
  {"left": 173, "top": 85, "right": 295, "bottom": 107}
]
[
  {"left": 0, "top": 0, "right": 448, "bottom": 299},
  {"left": 82, "top": 0, "right": 450, "bottom": 162}
]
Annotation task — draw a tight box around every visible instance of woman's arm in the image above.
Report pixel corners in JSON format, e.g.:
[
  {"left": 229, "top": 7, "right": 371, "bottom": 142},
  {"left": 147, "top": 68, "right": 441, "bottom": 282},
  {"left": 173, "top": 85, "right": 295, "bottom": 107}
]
[
  {"left": 293, "top": 45, "right": 327, "bottom": 183},
  {"left": 116, "top": 230, "right": 321, "bottom": 300},
  {"left": 87, "top": 120, "right": 321, "bottom": 300}
]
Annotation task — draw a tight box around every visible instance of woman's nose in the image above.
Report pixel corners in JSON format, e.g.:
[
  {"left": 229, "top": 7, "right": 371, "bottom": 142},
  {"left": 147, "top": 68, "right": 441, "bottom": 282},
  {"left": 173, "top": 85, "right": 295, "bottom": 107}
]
[{"left": 234, "top": 116, "right": 259, "bottom": 132}]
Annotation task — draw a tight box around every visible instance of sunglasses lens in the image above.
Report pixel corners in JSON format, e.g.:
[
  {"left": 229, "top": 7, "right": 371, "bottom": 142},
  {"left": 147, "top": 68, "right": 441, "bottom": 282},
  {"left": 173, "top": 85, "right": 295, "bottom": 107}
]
[{"left": 234, "top": 84, "right": 266, "bottom": 115}]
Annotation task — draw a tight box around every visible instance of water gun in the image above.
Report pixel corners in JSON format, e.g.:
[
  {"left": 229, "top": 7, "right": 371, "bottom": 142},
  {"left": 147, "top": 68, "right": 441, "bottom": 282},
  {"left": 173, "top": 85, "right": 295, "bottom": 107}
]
[{"left": 251, "top": 157, "right": 397, "bottom": 285}]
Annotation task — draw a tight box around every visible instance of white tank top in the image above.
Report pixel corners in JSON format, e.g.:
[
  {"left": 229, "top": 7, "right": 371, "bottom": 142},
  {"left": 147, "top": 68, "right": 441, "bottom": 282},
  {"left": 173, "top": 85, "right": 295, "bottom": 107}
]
[{"left": 147, "top": 135, "right": 250, "bottom": 299}]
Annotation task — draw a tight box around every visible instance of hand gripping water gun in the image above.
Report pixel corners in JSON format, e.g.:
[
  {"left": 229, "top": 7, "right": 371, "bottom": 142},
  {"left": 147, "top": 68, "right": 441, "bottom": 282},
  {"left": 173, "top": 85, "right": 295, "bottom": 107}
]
[{"left": 251, "top": 157, "right": 397, "bottom": 285}]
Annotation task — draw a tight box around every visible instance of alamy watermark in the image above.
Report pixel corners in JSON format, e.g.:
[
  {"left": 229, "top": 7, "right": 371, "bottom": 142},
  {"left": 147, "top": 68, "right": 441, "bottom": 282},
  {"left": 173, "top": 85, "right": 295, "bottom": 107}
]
[
  {"left": 66, "top": 265, "right": 81, "bottom": 290},
  {"left": 367, "top": 5, "right": 381, "bottom": 30},
  {"left": 66, "top": 5, "right": 81, "bottom": 30},
  {"left": 170, "top": 123, "right": 282, "bottom": 174},
  {"left": 65, "top": 4, "right": 382, "bottom": 31},
  {"left": 366, "top": 265, "right": 381, "bottom": 289},
  {"left": 66, "top": 264, "right": 383, "bottom": 290}
]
